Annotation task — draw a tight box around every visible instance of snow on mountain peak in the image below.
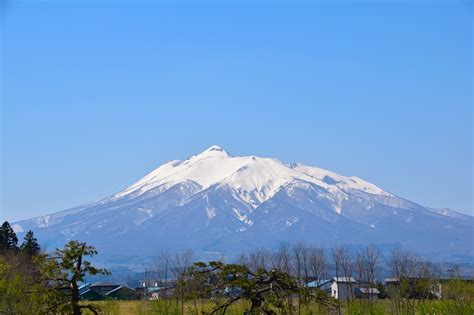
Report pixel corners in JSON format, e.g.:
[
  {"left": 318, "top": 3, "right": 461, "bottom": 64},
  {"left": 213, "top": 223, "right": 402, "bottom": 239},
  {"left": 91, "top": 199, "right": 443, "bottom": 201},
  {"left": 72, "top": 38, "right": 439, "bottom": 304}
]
[
  {"left": 207, "top": 145, "right": 225, "bottom": 151},
  {"left": 112, "top": 146, "right": 392, "bottom": 205},
  {"left": 194, "top": 145, "right": 231, "bottom": 159}
]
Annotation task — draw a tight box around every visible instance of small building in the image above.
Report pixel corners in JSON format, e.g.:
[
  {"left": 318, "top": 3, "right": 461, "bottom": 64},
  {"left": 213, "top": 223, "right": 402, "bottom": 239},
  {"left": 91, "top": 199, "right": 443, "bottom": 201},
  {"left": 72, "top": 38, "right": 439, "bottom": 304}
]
[
  {"left": 136, "top": 281, "right": 175, "bottom": 300},
  {"left": 307, "top": 277, "right": 357, "bottom": 299},
  {"left": 89, "top": 283, "right": 121, "bottom": 295},
  {"left": 79, "top": 282, "right": 138, "bottom": 301},
  {"left": 80, "top": 289, "right": 103, "bottom": 301},
  {"left": 307, "top": 279, "right": 332, "bottom": 295},
  {"left": 330, "top": 277, "right": 357, "bottom": 299},
  {"left": 354, "top": 287, "right": 380, "bottom": 300},
  {"left": 136, "top": 286, "right": 163, "bottom": 300},
  {"left": 307, "top": 279, "right": 331, "bottom": 289},
  {"left": 385, "top": 277, "right": 442, "bottom": 299}
]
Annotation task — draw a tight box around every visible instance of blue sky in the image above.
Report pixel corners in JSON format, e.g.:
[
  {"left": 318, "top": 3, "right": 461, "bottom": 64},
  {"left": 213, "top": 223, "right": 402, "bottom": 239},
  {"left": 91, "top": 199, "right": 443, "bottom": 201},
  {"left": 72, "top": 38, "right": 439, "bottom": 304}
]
[{"left": 1, "top": 1, "right": 472, "bottom": 221}]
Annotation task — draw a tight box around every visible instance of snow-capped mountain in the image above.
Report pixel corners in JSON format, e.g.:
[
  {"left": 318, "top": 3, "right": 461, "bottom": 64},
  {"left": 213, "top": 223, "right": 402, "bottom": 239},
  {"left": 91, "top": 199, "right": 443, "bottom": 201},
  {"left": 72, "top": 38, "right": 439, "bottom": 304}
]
[{"left": 13, "top": 146, "right": 473, "bottom": 263}]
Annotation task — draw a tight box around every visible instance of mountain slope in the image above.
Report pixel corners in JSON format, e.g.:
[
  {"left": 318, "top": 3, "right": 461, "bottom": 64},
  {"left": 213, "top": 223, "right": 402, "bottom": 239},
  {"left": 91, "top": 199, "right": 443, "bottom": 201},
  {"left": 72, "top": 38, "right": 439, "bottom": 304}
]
[{"left": 13, "top": 145, "right": 473, "bottom": 262}]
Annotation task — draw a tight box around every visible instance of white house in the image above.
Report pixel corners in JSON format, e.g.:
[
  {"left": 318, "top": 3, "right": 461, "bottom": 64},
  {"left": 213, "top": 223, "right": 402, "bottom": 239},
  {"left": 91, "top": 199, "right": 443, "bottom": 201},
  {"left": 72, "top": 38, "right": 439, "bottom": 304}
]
[
  {"left": 308, "top": 277, "right": 358, "bottom": 299},
  {"left": 331, "top": 277, "right": 358, "bottom": 299}
]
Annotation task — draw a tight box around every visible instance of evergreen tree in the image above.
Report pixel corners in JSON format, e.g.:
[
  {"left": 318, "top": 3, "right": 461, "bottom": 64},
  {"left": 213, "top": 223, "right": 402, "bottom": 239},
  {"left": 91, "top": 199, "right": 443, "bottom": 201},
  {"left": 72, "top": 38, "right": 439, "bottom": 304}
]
[
  {"left": 0, "top": 221, "right": 18, "bottom": 254},
  {"left": 190, "top": 261, "right": 336, "bottom": 314},
  {"left": 20, "top": 230, "right": 40, "bottom": 256},
  {"left": 53, "top": 241, "right": 109, "bottom": 315}
]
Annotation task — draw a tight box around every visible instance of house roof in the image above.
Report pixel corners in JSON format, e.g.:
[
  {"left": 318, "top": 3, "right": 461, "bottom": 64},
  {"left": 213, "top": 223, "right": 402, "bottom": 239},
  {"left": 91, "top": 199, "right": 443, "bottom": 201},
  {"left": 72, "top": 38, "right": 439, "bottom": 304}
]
[
  {"left": 105, "top": 286, "right": 136, "bottom": 296},
  {"left": 385, "top": 277, "right": 399, "bottom": 282},
  {"left": 307, "top": 279, "right": 331, "bottom": 288},
  {"left": 78, "top": 283, "right": 92, "bottom": 290},
  {"left": 332, "top": 277, "right": 357, "bottom": 283},
  {"left": 104, "top": 286, "right": 124, "bottom": 295},
  {"left": 90, "top": 283, "right": 120, "bottom": 287},
  {"left": 385, "top": 277, "right": 443, "bottom": 283},
  {"left": 355, "top": 287, "right": 380, "bottom": 294}
]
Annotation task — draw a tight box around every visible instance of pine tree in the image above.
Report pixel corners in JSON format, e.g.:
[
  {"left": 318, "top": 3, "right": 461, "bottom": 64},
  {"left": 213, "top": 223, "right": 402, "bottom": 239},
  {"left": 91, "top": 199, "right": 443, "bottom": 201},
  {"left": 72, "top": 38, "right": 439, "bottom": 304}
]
[
  {"left": 0, "top": 221, "right": 19, "bottom": 254},
  {"left": 20, "top": 230, "right": 41, "bottom": 256},
  {"left": 54, "top": 241, "right": 109, "bottom": 315}
]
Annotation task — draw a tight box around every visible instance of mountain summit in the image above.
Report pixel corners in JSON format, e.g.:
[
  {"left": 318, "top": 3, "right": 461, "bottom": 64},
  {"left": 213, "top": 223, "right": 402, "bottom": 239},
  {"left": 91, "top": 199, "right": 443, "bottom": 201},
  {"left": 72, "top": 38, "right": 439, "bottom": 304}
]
[
  {"left": 13, "top": 146, "right": 473, "bottom": 263},
  {"left": 113, "top": 145, "right": 392, "bottom": 208}
]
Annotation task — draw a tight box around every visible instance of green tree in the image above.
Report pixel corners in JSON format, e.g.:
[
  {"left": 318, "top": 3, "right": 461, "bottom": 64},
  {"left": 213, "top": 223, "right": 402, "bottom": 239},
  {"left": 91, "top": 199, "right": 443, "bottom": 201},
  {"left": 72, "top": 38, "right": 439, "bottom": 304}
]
[
  {"left": 20, "top": 230, "right": 41, "bottom": 257},
  {"left": 53, "top": 240, "right": 110, "bottom": 315},
  {"left": 0, "top": 221, "right": 19, "bottom": 254},
  {"left": 0, "top": 252, "right": 62, "bottom": 314},
  {"left": 190, "top": 261, "right": 335, "bottom": 315},
  {"left": 1, "top": 235, "right": 109, "bottom": 315}
]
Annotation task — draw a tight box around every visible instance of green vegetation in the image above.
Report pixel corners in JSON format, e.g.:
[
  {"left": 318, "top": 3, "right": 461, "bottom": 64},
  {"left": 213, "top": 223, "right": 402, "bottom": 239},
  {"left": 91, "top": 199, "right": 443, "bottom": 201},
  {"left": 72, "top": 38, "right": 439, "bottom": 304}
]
[
  {"left": 20, "top": 230, "right": 41, "bottom": 256},
  {"left": 79, "top": 299, "right": 474, "bottom": 315},
  {"left": 189, "top": 260, "right": 335, "bottom": 314},
  {"left": 0, "top": 221, "right": 108, "bottom": 314}
]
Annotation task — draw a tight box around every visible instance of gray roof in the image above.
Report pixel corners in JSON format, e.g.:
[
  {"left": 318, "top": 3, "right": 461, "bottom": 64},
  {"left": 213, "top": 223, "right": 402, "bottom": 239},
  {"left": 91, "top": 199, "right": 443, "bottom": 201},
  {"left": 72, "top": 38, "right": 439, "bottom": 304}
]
[
  {"left": 90, "top": 282, "right": 120, "bottom": 287},
  {"left": 307, "top": 279, "right": 331, "bottom": 288},
  {"left": 105, "top": 285, "right": 135, "bottom": 296},
  {"left": 385, "top": 277, "right": 399, "bottom": 282},
  {"left": 78, "top": 283, "right": 91, "bottom": 290},
  {"left": 104, "top": 286, "right": 124, "bottom": 295},
  {"left": 332, "top": 277, "right": 357, "bottom": 283},
  {"left": 355, "top": 287, "right": 380, "bottom": 294}
]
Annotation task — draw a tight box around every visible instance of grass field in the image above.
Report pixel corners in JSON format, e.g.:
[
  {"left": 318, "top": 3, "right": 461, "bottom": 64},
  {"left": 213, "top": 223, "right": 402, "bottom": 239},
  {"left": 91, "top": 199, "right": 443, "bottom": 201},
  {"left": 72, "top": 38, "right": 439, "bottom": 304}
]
[
  {"left": 82, "top": 299, "right": 251, "bottom": 315},
  {"left": 81, "top": 298, "right": 474, "bottom": 315}
]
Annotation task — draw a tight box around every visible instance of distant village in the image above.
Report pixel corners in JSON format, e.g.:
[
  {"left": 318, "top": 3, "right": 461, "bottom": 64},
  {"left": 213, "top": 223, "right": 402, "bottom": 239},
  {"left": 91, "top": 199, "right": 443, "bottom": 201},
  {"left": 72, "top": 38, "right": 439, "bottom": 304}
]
[{"left": 79, "top": 275, "right": 470, "bottom": 302}]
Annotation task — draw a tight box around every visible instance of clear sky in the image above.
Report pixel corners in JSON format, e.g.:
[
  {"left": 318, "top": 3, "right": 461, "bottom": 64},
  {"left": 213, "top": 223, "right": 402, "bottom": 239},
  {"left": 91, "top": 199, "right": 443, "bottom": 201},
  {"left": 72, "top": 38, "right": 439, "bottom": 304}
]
[{"left": 1, "top": 1, "right": 472, "bottom": 221}]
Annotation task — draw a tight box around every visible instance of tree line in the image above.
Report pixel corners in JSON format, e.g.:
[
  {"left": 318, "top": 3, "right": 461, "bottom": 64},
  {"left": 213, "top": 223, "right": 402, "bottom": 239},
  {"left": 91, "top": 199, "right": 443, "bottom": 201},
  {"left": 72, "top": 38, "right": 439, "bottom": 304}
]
[
  {"left": 146, "top": 242, "right": 473, "bottom": 314},
  {"left": 1, "top": 220, "right": 473, "bottom": 314},
  {"left": 0, "top": 221, "right": 40, "bottom": 256}
]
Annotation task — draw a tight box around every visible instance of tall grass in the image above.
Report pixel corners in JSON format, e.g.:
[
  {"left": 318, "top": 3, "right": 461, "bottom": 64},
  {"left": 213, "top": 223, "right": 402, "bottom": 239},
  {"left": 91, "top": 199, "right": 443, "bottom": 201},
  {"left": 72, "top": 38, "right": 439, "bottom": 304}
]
[{"left": 82, "top": 298, "right": 474, "bottom": 315}]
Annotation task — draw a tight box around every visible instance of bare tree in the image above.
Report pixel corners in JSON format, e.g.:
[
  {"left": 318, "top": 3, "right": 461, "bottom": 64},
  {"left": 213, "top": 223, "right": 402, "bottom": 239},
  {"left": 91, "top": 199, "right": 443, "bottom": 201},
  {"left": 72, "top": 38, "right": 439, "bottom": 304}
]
[
  {"left": 356, "top": 245, "right": 381, "bottom": 286},
  {"left": 172, "top": 249, "right": 193, "bottom": 278},
  {"left": 387, "top": 249, "right": 425, "bottom": 314},
  {"left": 355, "top": 245, "right": 381, "bottom": 308},
  {"left": 308, "top": 246, "right": 328, "bottom": 282},
  {"left": 151, "top": 251, "right": 173, "bottom": 300},
  {"left": 172, "top": 249, "right": 193, "bottom": 314},
  {"left": 331, "top": 244, "right": 354, "bottom": 313},
  {"left": 292, "top": 241, "right": 311, "bottom": 315},
  {"left": 388, "top": 249, "right": 420, "bottom": 280},
  {"left": 331, "top": 245, "right": 353, "bottom": 281},
  {"left": 248, "top": 248, "right": 272, "bottom": 272},
  {"left": 272, "top": 242, "right": 292, "bottom": 274},
  {"left": 236, "top": 252, "right": 248, "bottom": 267},
  {"left": 292, "top": 241, "right": 307, "bottom": 284},
  {"left": 272, "top": 242, "right": 294, "bottom": 308}
]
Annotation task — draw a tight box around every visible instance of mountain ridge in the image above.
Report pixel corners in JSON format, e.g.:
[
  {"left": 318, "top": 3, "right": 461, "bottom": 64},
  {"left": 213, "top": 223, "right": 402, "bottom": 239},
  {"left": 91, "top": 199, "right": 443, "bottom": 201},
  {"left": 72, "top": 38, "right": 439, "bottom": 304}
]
[{"left": 13, "top": 145, "right": 473, "bottom": 263}]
